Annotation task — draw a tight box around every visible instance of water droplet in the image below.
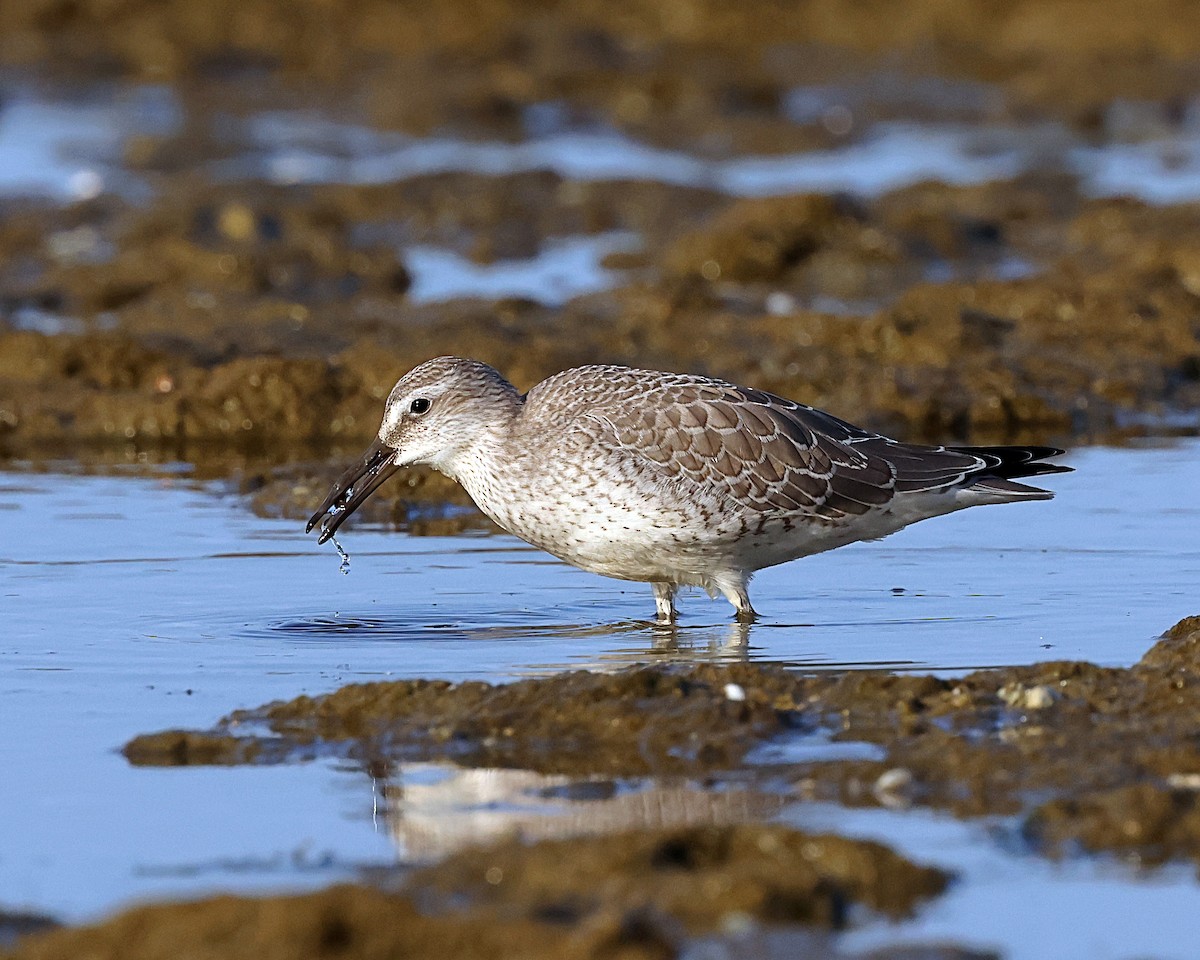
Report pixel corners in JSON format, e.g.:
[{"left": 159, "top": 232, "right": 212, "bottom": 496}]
[{"left": 332, "top": 536, "right": 351, "bottom": 575}]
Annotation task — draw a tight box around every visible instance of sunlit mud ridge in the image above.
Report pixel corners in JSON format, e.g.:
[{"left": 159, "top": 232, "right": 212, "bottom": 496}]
[
  {"left": 124, "top": 667, "right": 804, "bottom": 775},
  {"left": 123, "top": 616, "right": 1200, "bottom": 868}
]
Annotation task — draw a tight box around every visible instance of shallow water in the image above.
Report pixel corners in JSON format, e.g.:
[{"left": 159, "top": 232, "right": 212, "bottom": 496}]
[
  {"left": 247, "top": 108, "right": 1200, "bottom": 203},
  {"left": 404, "top": 232, "right": 638, "bottom": 306},
  {"left": 0, "top": 85, "right": 177, "bottom": 200},
  {"left": 6, "top": 84, "right": 1200, "bottom": 210},
  {"left": 773, "top": 804, "right": 1200, "bottom": 960},
  {"left": 2, "top": 439, "right": 1199, "bottom": 946},
  {"left": 247, "top": 115, "right": 1027, "bottom": 197}
]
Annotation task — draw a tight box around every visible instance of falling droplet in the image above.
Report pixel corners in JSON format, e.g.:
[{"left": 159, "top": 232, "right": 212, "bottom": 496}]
[{"left": 332, "top": 535, "right": 351, "bottom": 575}]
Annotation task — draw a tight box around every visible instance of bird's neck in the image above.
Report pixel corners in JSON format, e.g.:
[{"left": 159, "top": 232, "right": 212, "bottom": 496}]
[{"left": 432, "top": 402, "right": 518, "bottom": 491}]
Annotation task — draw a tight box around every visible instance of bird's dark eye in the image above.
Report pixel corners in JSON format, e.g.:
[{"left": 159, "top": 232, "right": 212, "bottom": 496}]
[{"left": 409, "top": 397, "right": 431, "bottom": 415}]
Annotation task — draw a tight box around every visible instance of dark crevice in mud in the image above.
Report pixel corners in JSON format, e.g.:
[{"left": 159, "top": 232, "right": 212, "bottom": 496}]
[
  {"left": 124, "top": 617, "right": 1200, "bottom": 869},
  {"left": 0, "top": 911, "right": 58, "bottom": 951}
]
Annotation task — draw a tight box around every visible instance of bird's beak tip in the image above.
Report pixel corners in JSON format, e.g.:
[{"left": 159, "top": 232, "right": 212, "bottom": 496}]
[{"left": 306, "top": 439, "right": 401, "bottom": 541}]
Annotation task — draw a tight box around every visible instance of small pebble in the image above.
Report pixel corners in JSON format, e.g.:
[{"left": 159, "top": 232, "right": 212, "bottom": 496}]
[
  {"left": 723, "top": 683, "right": 746, "bottom": 702},
  {"left": 765, "top": 291, "right": 796, "bottom": 315},
  {"left": 1022, "top": 685, "right": 1058, "bottom": 709}
]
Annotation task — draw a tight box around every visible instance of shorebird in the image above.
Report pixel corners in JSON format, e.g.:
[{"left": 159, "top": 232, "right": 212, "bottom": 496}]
[{"left": 308, "top": 357, "right": 1070, "bottom": 622}]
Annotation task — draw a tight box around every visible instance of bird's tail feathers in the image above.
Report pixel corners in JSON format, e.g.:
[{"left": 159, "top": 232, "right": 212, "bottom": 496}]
[
  {"left": 963, "top": 476, "right": 1057, "bottom": 503},
  {"left": 949, "top": 444, "right": 1072, "bottom": 481},
  {"left": 946, "top": 445, "right": 1071, "bottom": 503}
]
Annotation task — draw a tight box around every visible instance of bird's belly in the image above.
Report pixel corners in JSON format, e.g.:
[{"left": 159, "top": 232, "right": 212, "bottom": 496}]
[
  {"left": 472, "top": 481, "right": 738, "bottom": 582},
  {"left": 477, "top": 487, "right": 868, "bottom": 584},
  {"left": 461, "top": 464, "right": 926, "bottom": 585},
  {"left": 524, "top": 503, "right": 923, "bottom": 583},
  {"left": 501, "top": 502, "right": 715, "bottom": 580}
]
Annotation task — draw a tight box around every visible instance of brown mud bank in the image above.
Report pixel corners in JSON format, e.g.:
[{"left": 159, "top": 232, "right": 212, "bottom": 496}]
[
  {"left": 3, "top": 826, "right": 946, "bottom": 960},
  {"left": 3, "top": 0, "right": 1200, "bottom": 145},
  {"left": 2, "top": 171, "right": 1199, "bottom": 528},
  {"left": 124, "top": 616, "right": 1200, "bottom": 868}
]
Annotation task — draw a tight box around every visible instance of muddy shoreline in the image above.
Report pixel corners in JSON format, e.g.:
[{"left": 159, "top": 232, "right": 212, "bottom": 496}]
[
  {"left": 8, "top": 616, "right": 1199, "bottom": 959},
  {"left": 5, "top": 0, "right": 1200, "bottom": 142},
  {"left": 1, "top": 827, "right": 950, "bottom": 960},
  {"left": 122, "top": 616, "right": 1200, "bottom": 867}
]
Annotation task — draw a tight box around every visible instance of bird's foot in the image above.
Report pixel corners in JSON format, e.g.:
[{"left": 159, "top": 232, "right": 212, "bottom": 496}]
[
  {"left": 714, "top": 576, "right": 756, "bottom": 624},
  {"left": 651, "top": 583, "right": 678, "bottom": 624}
]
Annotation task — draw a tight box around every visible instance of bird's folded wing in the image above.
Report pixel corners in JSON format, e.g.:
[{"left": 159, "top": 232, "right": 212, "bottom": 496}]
[{"left": 581, "top": 382, "right": 903, "bottom": 520}]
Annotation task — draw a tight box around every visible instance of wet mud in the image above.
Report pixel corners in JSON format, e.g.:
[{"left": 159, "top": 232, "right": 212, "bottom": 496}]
[
  {"left": 124, "top": 617, "right": 1200, "bottom": 870},
  {"left": 123, "top": 666, "right": 803, "bottom": 775},
  {"left": 798, "top": 615, "right": 1200, "bottom": 867},
  {"left": 407, "top": 823, "right": 947, "bottom": 928},
  {"left": 2, "top": 884, "right": 597, "bottom": 960},
  {"left": 4, "top": 0, "right": 1200, "bottom": 142},
  {"left": 3, "top": 826, "right": 946, "bottom": 960}
]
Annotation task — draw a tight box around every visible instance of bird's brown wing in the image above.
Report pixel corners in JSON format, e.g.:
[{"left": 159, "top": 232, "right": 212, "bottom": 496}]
[
  {"left": 580, "top": 376, "right": 904, "bottom": 520},
  {"left": 534, "top": 365, "right": 1062, "bottom": 521}
]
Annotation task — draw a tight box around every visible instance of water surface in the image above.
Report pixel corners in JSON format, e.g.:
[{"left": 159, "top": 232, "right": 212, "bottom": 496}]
[{"left": 2, "top": 440, "right": 1198, "bottom": 954}]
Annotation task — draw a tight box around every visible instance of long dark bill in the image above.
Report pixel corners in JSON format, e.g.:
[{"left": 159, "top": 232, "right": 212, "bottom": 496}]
[{"left": 305, "top": 438, "right": 402, "bottom": 544}]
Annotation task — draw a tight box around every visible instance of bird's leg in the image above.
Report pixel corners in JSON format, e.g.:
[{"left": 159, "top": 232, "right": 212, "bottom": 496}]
[
  {"left": 652, "top": 583, "right": 677, "bottom": 623},
  {"left": 718, "top": 579, "right": 758, "bottom": 623}
]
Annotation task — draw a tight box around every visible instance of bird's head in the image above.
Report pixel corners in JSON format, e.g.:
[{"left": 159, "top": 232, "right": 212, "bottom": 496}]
[{"left": 307, "top": 356, "right": 519, "bottom": 543}]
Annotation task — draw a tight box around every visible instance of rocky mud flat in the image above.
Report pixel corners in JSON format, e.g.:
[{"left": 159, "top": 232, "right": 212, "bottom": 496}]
[
  {"left": 4, "top": 173, "right": 1200, "bottom": 455},
  {"left": 3, "top": 6, "right": 1200, "bottom": 512},
  {"left": 4, "top": 0, "right": 1200, "bottom": 144}
]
